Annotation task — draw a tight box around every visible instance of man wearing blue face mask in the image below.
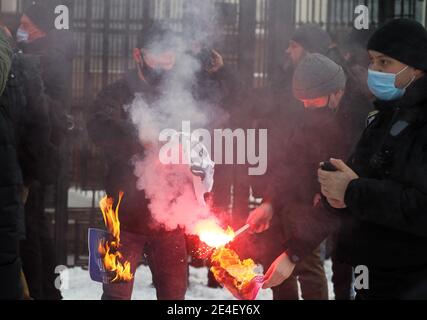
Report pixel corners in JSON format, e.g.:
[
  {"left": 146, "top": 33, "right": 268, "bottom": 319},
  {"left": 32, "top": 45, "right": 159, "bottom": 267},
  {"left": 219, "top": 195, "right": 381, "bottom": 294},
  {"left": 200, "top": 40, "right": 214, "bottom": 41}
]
[
  {"left": 250, "top": 18, "right": 427, "bottom": 300},
  {"left": 316, "top": 19, "right": 427, "bottom": 299}
]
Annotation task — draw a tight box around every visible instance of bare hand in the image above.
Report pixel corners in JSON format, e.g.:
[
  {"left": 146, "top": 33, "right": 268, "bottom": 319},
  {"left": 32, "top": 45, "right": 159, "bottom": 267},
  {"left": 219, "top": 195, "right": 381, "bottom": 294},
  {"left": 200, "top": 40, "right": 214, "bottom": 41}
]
[
  {"left": 206, "top": 50, "right": 224, "bottom": 74},
  {"left": 246, "top": 203, "right": 274, "bottom": 233},
  {"left": 262, "top": 252, "right": 296, "bottom": 289},
  {"left": 318, "top": 158, "right": 358, "bottom": 209}
]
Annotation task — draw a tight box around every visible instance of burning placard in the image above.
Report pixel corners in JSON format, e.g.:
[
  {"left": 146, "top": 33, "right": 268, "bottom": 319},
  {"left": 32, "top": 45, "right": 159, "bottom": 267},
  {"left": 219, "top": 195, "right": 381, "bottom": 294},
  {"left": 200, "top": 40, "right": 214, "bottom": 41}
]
[
  {"left": 88, "top": 192, "right": 133, "bottom": 284},
  {"left": 194, "top": 219, "right": 264, "bottom": 300},
  {"left": 210, "top": 247, "right": 264, "bottom": 300}
]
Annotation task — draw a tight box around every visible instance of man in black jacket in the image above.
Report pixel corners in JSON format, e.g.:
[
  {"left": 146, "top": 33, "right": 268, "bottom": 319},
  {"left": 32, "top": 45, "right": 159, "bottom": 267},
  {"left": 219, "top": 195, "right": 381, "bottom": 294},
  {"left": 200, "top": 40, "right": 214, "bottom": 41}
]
[
  {"left": 0, "top": 28, "right": 24, "bottom": 300},
  {"left": 256, "top": 19, "right": 427, "bottom": 300},
  {"left": 250, "top": 53, "right": 348, "bottom": 300},
  {"left": 87, "top": 22, "right": 238, "bottom": 299},
  {"left": 87, "top": 23, "right": 186, "bottom": 300}
]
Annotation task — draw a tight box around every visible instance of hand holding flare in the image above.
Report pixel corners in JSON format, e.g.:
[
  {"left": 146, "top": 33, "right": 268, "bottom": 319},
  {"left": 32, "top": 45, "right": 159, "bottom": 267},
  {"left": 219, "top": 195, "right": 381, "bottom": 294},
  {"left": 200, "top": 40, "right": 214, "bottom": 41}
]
[{"left": 194, "top": 220, "right": 262, "bottom": 299}]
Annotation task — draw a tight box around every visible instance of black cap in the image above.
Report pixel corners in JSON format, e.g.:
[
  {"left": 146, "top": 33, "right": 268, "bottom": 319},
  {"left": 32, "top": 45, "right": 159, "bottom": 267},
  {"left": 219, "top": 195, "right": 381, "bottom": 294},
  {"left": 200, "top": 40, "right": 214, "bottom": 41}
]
[
  {"left": 24, "top": 2, "right": 54, "bottom": 33},
  {"left": 367, "top": 19, "right": 427, "bottom": 71}
]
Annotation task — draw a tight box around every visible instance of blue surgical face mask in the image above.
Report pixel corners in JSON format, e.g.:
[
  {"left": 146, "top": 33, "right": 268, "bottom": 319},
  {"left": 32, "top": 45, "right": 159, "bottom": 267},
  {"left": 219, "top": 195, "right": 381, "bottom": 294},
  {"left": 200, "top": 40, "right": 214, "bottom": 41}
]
[
  {"left": 16, "top": 28, "right": 29, "bottom": 43},
  {"left": 367, "top": 66, "right": 415, "bottom": 101}
]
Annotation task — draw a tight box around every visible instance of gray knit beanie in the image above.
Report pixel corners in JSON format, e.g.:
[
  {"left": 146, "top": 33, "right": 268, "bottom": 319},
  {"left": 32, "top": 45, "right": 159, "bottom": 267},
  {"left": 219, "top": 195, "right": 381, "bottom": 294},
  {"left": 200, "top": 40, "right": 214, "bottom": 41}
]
[{"left": 293, "top": 53, "right": 346, "bottom": 100}]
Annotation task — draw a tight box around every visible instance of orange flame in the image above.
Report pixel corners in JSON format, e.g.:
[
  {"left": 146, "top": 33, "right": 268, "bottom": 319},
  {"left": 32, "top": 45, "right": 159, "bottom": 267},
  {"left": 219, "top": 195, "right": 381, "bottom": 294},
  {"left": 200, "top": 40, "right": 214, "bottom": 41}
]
[
  {"left": 194, "top": 219, "right": 259, "bottom": 296},
  {"left": 99, "top": 191, "right": 123, "bottom": 244},
  {"left": 210, "top": 247, "right": 257, "bottom": 292},
  {"left": 98, "top": 192, "right": 133, "bottom": 282},
  {"left": 194, "top": 219, "right": 235, "bottom": 248}
]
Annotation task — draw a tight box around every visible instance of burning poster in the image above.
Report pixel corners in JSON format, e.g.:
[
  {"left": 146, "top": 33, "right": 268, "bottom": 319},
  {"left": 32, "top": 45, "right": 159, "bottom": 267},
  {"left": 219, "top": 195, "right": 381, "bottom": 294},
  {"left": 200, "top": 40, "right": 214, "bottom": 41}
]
[
  {"left": 88, "top": 192, "right": 133, "bottom": 284},
  {"left": 194, "top": 220, "right": 264, "bottom": 300}
]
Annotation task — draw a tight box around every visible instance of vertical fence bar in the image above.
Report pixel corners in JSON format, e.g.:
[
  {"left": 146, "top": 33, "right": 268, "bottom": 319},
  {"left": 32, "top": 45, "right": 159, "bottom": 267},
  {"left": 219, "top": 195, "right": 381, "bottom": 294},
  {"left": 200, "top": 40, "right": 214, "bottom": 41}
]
[
  {"left": 102, "top": 0, "right": 110, "bottom": 88},
  {"left": 238, "top": 0, "right": 256, "bottom": 87},
  {"left": 267, "top": 0, "right": 295, "bottom": 85}
]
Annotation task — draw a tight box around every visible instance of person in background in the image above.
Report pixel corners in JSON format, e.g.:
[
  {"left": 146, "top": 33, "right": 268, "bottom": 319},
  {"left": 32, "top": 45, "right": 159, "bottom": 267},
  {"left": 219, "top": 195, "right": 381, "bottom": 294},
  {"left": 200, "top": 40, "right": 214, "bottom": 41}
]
[
  {"left": 247, "top": 24, "right": 335, "bottom": 300},
  {"left": 0, "top": 28, "right": 24, "bottom": 300},
  {"left": 338, "top": 28, "right": 373, "bottom": 101},
  {"left": 15, "top": 1, "right": 76, "bottom": 300},
  {"left": 0, "top": 13, "right": 52, "bottom": 300}
]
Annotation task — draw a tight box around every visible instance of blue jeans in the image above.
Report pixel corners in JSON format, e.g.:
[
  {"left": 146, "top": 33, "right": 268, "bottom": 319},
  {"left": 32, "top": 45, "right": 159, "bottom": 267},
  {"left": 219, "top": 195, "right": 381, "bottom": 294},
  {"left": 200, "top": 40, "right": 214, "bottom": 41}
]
[{"left": 101, "top": 229, "right": 188, "bottom": 300}]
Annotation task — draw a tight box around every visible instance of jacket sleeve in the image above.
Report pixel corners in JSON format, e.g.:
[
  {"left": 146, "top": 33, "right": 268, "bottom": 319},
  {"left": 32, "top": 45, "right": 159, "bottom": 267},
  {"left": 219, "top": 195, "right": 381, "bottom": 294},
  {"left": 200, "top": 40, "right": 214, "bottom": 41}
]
[
  {"left": 283, "top": 204, "right": 341, "bottom": 260},
  {"left": 345, "top": 172, "right": 427, "bottom": 237},
  {"left": 0, "top": 30, "right": 12, "bottom": 95},
  {"left": 20, "top": 54, "right": 51, "bottom": 185},
  {"left": 86, "top": 80, "right": 136, "bottom": 148}
]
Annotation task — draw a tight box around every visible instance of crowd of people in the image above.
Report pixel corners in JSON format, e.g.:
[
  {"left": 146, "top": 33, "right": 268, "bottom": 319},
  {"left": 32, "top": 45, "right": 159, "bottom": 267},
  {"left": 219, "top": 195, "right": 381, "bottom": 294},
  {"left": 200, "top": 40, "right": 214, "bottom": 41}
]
[{"left": 2, "top": 1, "right": 427, "bottom": 301}]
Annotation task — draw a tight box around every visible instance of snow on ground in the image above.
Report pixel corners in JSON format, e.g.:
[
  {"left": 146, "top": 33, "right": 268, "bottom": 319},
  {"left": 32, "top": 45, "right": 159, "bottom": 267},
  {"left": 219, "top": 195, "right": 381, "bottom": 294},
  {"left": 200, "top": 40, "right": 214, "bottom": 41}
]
[
  {"left": 62, "top": 261, "right": 334, "bottom": 300},
  {"left": 61, "top": 265, "right": 272, "bottom": 300}
]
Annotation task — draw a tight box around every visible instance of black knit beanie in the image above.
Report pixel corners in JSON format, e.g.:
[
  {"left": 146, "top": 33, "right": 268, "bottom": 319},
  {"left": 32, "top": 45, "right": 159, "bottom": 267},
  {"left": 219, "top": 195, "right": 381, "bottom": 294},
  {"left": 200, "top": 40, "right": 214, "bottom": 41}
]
[
  {"left": 367, "top": 19, "right": 427, "bottom": 71},
  {"left": 137, "top": 22, "right": 181, "bottom": 51},
  {"left": 24, "top": 2, "right": 54, "bottom": 33},
  {"left": 291, "top": 24, "right": 332, "bottom": 55}
]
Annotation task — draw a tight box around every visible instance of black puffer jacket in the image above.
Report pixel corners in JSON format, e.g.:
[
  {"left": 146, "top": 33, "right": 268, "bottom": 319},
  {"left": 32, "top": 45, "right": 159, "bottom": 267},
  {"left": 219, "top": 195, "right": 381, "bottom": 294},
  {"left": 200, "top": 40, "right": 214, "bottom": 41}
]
[
  {"left": 0, "top": 31, "right": 24, "bottom": 300},
  {"left": 1, "top": 50, "right": 50, "bottom": 186}
]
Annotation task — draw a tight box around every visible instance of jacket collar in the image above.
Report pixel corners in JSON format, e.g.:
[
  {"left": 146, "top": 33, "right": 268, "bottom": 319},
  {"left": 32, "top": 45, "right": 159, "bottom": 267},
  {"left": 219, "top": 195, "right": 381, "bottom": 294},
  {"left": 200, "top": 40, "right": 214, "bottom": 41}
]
[{"left": 374, "top": 75, "right": 427, "bottom": 112}]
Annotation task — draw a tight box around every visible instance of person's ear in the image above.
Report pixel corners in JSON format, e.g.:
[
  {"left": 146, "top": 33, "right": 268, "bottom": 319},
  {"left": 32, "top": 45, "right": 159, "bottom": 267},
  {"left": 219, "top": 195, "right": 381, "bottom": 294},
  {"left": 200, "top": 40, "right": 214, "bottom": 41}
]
[
  {"left": 330, "top": 89, "right": 344, "bottom": 109},
  {"left": 133, "top": 48, "right": 142, "bottom": 64},
  {"left": 344, "top": 52, "right": 351, "bottom": 62},
  {"left": 414, "top": 68, "right": 425, "bottom": 79}
]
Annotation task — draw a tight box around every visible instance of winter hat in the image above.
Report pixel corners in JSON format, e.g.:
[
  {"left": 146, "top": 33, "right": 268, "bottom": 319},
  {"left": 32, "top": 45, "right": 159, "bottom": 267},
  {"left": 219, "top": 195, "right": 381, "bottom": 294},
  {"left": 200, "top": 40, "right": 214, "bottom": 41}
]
[
  {"left": 291, "top": 24, "right": 332, "bottom": 55},
  {"left": 293, "top": 53, "right": 346, "bottom": 100},
  {"left": 137, "top": 22, "right": 181, "bottom": 52},
  {"left": 367, "top": 19, "right": 427, "bottom": 71},
  {"left": 24, "top": 2, "right": 54, "bottom": 33}
]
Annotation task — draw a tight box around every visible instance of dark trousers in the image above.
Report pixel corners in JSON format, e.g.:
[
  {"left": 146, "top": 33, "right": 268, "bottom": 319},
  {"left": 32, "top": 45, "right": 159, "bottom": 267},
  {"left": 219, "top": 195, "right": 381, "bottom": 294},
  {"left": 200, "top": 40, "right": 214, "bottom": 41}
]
[
  {"left": 355, "top": 266, "right": 427, "bottom": 300},
  {"left": 20, "top": 182, "right": 62, "bottom": 300},
  {"left": 331, "top": 257, "right": 354, "bottom": 300},
  {"left": 102, "top": 229, "right": 188, "bottom": 300},
  {"left": 328, "top": 234, "right": 354, "bottom": 300}
]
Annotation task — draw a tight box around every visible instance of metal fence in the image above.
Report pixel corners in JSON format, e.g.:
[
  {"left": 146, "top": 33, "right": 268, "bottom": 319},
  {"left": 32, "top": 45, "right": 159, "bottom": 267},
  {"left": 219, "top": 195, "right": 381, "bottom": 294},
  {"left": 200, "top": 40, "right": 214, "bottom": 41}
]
[{"left": 8, "top": 0, "right": 424, "bottom": 107}]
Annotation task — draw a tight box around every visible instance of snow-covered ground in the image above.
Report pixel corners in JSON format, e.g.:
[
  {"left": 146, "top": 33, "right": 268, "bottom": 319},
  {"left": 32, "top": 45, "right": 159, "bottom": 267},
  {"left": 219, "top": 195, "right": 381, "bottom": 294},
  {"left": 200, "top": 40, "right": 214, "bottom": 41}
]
[{"left": 61, "top": 260, "right": 334, "bottom": 300}]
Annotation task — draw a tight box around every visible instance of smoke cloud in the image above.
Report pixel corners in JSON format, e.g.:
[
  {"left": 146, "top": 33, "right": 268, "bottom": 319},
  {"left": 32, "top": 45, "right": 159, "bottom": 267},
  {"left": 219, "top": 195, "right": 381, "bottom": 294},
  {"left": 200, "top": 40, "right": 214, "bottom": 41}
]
[{"left": 126, "top": 2, "right": 226, "bottom": 235}]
